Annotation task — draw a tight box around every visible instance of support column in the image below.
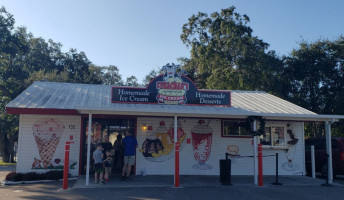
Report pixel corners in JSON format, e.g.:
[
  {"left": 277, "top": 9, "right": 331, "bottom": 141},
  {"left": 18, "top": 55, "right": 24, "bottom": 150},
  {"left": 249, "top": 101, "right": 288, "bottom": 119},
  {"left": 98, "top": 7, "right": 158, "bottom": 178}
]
[
  {"left": 325, "top": 121, "right": 333, "bottom": 184},
  {"left": 253, "top": 120, "right": 258, "bottom": 185},
  {"left": 86, "top": 113, "right": 92, "bottom": 186},
  {"left": 174, "top": 115, "right": 180, "bottom": 187}
]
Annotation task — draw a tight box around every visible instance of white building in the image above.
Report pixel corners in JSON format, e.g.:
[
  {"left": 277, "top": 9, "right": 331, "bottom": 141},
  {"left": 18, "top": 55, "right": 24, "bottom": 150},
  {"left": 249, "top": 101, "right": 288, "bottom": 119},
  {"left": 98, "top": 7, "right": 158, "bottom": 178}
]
[{"left": 6, "top": 71, "right": 344, "bottom": 183}]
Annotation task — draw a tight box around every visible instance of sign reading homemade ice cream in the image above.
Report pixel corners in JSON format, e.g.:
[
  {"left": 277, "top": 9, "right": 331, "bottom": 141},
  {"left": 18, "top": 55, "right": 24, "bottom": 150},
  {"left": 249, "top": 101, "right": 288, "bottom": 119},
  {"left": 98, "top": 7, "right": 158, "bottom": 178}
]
[{"left": 112, "top": 63, "right": 231, "bottom": 106}]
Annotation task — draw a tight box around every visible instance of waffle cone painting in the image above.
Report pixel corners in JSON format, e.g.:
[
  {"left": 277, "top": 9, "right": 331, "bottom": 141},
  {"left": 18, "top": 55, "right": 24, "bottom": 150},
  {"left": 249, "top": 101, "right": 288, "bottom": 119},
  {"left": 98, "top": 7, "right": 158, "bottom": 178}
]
[{"left": 32, "top": 119, "right": 65, "bottom": 169}]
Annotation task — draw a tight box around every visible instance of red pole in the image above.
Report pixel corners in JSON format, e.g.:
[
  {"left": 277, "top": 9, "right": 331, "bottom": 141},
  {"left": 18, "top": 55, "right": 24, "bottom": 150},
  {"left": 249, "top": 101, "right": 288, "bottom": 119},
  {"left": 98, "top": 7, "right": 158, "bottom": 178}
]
[
  {"left": 175, "top": 141, "right": 180, "bottom": 187},
  {"left": 63, "top": 141, "right": 70, "bottom": 189},
  {"left": 258, "top": 144, "right": 263, "bottom": 186}
]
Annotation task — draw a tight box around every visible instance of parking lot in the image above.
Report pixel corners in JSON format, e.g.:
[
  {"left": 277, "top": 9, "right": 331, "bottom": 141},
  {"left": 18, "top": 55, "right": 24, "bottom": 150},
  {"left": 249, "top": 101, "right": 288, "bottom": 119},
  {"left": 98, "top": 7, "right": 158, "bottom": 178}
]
[{"left": 1, "top": 164, "right": 344, "bottom": 200}]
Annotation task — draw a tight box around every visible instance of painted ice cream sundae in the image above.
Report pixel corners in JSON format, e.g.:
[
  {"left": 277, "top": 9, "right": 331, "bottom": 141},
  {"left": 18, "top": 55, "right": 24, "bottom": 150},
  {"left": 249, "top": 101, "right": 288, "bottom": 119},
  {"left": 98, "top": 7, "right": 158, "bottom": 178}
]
[
  {"left": 140, "top": 126, "right": 164, "bottom": 158},
  {"left": 192, "top": 119, "right": 213, "bottom": 170},
  {"left": 140, "top": 121, "right": 186, "bottom": 162},
  {"left": 32, "top": 119, "right": 64, "bottom": 169}
]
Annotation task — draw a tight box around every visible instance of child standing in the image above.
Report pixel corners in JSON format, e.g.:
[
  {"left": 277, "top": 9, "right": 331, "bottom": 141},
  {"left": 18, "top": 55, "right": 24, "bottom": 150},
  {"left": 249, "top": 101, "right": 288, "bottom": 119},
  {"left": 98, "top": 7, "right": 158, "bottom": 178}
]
[
  {"left": 103, "top": 150, "right": 113, "bottom": 182},
  {"left": 93, "top": 144, "right": 104, "bottom": 184}
]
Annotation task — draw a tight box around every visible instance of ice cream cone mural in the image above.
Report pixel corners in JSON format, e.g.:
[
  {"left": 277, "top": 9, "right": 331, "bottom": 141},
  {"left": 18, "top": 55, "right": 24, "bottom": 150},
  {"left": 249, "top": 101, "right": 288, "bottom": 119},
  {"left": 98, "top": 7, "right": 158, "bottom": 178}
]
[{"left": 32, "top": 119, "right": 65, "bottom": 169}]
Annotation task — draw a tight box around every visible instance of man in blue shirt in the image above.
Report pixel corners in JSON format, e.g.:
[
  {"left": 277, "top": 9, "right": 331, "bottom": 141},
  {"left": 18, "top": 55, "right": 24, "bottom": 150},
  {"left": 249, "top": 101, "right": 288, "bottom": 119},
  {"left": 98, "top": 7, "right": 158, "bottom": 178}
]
[{"left": 121, "top": 131, "right": 138, "bottom": 180}]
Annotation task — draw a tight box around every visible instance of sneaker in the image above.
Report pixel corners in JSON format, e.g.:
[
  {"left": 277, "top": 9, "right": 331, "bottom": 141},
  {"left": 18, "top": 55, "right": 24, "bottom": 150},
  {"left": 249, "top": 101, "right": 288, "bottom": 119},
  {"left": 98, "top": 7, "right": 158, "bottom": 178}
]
[
  {"left": 100, "top": 180, "right": 105, "bottom": 184},
  {"left": 94, "top": 181, "right": 98, "bottom": 184},
  {"left": 106, "top": 178, "right": 109, "bottom": 182},
  {"left": 120, "top": 176, "right": 126, "bottom": 181}
]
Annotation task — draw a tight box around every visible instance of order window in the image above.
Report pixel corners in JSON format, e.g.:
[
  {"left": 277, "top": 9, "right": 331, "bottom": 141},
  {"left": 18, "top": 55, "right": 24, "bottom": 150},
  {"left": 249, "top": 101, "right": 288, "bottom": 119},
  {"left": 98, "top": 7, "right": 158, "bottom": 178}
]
[
  {"left": 260, "top": 126, "right": 286, "bottom": 147},
  {"left": 222, "top": 120, "right": 250, "bottom": 137}
]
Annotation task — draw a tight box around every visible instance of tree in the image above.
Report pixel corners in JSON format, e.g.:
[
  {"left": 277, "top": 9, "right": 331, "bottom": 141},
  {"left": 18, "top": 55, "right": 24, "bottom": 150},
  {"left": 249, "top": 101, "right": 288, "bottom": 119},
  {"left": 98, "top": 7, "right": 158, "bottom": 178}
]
[
  {"left": 125, "top": 75, "right": 139, "bottom": 87},
  {"left": 142, "top": 69, "right": 160, "bottom": 87},
  {"left": 283, "top": 37, "right": 344, "bottom": 137},
  {"left": 102, "top": 65, "right": 123, "bottom": 85},
  {"left": 0, "top": 6, "right": 108, "bottom": 162},
  {"left": 0, "top": 7, "right": 30, "bottom": 162},
  {"left": 180, "top": 6, "right": 282, "bottom": 91}
]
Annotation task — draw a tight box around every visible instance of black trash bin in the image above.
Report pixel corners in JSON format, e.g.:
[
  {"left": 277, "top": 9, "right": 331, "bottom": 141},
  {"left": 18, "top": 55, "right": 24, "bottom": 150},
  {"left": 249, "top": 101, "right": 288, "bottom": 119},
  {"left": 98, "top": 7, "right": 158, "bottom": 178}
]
[{"left": 219, "top": 153, "right": 232, "bottom": 185}]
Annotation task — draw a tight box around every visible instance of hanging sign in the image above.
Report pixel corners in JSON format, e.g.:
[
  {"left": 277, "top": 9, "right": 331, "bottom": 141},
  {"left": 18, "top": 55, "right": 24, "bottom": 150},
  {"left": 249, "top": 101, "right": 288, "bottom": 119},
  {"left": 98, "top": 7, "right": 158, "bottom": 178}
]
[{"left": 111, "top": 63, "right": 231, "bottom": 106}]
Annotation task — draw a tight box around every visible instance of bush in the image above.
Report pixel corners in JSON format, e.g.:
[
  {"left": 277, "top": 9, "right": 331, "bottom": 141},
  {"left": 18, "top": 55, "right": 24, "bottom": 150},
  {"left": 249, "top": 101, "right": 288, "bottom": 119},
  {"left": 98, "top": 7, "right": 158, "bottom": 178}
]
[
  {"left": 22, "top": 172, "right": 39, "bottom": 181},
  {"left": 44, "top": 170, "right": 63, "bottom": 181},
  {"left": 13, "top": 173, "right": 24, "bottom": 182},
  {"left": 5, "top": 170, "right": 65, "bottom": 182},
  {"left": 5, "top": 171, "right": 16, "bottom": 181}
]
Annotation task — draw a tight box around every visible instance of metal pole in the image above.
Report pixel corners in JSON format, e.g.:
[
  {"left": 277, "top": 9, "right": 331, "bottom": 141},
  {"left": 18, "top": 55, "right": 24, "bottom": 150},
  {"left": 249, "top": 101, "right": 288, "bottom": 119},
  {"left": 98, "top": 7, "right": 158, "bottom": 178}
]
[
  {"left": 258, "top": 144, "right": 263, "bottom": 186},
  {"left": 311, "top": 145, "right": 316, "bottom": 179},
  {"left": 271, "top": 153, "right": 282, "bottom": 185},
  {"left": 253, "top": 120, "right": 258, "bottom": 185},
  {"left": 86, "top": 113, "right": 92, "bottom": 186},
  {"left": 63, "top": 142, "right": 70, "bottom": 189},
  {"left": 174, "top": 115, "right": 179, "bottom": 187},
  {"left": 325, "top": 121, "right": 333, "bottom": 184}
]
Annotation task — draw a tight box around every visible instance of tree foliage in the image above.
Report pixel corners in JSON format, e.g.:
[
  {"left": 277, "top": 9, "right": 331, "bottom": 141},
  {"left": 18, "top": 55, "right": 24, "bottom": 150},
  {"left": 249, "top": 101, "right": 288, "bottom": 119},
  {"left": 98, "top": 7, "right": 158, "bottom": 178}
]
[
  {"left": 180, "top": 6, "right": 344, "bottom": 137},
  {"left": 282, "top": 38, "right": 344, "bottom": 137},
  {"left": 180, "top": 6, "right": 282, "bottom": 92},
  {"left": 0, "top": 6, "right": 121, "bottom": 162}
]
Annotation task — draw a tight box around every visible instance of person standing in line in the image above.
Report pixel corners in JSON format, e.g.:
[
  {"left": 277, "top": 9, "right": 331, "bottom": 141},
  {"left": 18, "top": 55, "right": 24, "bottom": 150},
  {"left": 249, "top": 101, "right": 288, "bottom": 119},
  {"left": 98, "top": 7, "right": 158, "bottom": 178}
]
[
  {"left": 103, "top": 150, "right": 113, "bottom": 182},
  {"left": 93, "top": 144, "right": 105, "bottom": 184},
  {"left": 121, "top": 131, "right": 138, "bottom": 181},
  {"left": 102, "top": 135, "right": 113, "bottom": 156},
  {"left": 114, "top": 134, "right": 124, "bottom": 171}
]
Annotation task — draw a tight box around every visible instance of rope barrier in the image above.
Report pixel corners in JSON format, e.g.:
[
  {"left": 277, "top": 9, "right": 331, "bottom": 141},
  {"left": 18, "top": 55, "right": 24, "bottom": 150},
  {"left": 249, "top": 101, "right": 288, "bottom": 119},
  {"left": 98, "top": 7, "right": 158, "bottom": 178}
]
[{"left": 227, "top": 153, "right": 276, "bottom": 158}]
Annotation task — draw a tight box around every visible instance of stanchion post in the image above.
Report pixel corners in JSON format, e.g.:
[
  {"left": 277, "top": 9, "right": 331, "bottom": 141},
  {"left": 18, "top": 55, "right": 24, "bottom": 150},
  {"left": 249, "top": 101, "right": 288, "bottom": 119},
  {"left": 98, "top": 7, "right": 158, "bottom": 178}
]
[
  {"left": 271, "top": 153, "right": 282, "bottom": 185},
  {"left": 63, "top": 141, "right": 70, "bottom": 189},
  {"left": 258, "top": 144, "right": 263, "bottom": 186},
  {"left": 175, "top": 141, "right": 180, "bottom": 187},
  {"left": 311, "top": 145, "right": 316, "bottom": 179}
]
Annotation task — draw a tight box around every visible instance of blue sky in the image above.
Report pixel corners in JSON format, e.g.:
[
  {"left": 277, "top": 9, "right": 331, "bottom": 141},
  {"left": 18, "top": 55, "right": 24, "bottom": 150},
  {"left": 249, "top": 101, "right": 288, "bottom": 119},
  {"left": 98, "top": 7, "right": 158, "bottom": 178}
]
[{"left": 1, "top": 0, "right": 343, "bottom": 83}]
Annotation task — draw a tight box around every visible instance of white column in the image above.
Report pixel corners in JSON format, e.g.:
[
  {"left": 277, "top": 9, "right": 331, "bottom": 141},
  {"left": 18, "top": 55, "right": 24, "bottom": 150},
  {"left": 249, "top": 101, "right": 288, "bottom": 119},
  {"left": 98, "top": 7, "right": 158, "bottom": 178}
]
[
  {"left": 86, "top": 113, "right": 92, "bottom": 186},
  {"left": 311, "top": 145, "right": 316, "bottom": 179},
  {"left": 253, "top": 120, "right": 258, "bottom": 185},
  {"left": 325, "top": 121, "right": 333, "bottom": 184},
  {"left": 174, "top": 115, "right": 178, "bottom": 185}
]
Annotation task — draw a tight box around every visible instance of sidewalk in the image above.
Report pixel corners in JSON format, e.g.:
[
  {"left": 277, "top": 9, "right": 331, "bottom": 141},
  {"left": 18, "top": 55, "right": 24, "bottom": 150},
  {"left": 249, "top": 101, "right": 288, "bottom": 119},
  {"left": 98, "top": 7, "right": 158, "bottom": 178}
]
[
  {"left": 0, "top": 164, "right": 16, "bottom": 182},
  {"left": 73, "top": 174, "right": 342, "bottom": 188}
]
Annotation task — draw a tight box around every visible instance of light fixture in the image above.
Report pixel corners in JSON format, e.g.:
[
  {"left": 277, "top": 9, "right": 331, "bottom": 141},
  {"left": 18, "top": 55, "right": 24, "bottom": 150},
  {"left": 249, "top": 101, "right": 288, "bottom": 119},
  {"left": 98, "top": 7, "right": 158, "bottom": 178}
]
[{"left": 142, "top": 124, "right": 147, "bottom": 130}]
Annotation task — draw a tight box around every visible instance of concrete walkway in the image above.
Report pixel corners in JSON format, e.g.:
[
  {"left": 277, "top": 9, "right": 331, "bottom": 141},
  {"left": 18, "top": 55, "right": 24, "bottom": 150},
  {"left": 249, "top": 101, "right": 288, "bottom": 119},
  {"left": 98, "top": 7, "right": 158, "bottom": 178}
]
[{"left": 73, "top": 174, "right": 342, "bottom": 188}]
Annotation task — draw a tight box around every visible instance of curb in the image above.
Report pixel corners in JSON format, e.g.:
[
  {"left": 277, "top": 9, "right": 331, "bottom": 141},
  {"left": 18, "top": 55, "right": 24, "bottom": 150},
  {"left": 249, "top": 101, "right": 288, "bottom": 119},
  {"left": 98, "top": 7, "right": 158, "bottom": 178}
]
[{"left": 1, "top": 177, "right": 78, "bottom": 185}]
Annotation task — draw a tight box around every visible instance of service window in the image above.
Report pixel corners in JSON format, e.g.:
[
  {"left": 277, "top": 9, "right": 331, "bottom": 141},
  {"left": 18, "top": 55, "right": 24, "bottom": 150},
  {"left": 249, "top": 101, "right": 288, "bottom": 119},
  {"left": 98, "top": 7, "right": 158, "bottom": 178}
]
[
  {"left": 222, "top": 120, "right": 250, "bottom": 137},
  {"left": 260, "top": 126, "right": 286, "bottom": 147}
]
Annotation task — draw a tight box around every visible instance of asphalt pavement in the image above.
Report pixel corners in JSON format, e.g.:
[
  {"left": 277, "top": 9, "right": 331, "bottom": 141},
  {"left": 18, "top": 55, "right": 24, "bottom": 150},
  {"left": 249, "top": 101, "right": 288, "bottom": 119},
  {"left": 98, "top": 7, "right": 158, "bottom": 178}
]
[{"left": 1, "top": 165, "right": 344, "bottom": 200}]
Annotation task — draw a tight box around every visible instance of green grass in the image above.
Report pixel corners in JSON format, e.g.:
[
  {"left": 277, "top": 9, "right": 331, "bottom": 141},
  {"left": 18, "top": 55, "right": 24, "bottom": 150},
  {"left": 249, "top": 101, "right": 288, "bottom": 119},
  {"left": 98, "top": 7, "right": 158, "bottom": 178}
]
[{"left": 0, "top": 160, "right": 16, "bottom": 165}]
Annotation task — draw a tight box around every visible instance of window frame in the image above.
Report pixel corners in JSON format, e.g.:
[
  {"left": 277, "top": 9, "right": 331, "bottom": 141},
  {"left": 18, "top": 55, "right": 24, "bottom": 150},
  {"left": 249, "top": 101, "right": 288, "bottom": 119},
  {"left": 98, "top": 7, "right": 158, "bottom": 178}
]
[
  {"left": 260, "top": 124, "right": 287, "bottom": 148},
  {"left": 221, "top": 119, "right": 251, "bottom": 138}
]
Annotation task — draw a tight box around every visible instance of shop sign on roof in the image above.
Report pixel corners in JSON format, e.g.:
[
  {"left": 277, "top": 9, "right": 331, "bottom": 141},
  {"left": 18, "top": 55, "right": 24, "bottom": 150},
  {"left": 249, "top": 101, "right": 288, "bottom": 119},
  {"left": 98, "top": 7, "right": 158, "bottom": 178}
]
[{"left": 111, "top": 63, "right": 231, "bottom": 106}]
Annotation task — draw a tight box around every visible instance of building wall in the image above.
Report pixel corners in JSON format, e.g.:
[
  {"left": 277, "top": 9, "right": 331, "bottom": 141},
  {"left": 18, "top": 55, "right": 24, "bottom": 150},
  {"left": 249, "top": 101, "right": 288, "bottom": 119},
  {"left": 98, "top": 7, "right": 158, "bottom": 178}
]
[
  {"left": 136, "top": 117, "right": 305, "bottom": 176},
  {"left": 16, "top": 114, "right": 81, "bottom": 176}
]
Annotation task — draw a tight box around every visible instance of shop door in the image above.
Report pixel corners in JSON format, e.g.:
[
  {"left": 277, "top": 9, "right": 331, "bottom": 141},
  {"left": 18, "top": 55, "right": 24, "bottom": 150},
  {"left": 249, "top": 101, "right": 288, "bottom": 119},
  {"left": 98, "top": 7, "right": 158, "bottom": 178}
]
[{"left": 81, "top": 117, "right": 136, "bottom": 174}]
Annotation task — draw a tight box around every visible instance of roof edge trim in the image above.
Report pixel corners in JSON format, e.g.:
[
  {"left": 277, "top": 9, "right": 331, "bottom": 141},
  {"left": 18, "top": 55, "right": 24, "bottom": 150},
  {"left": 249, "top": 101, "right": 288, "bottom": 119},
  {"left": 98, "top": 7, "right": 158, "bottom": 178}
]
[{"left": 6, "top": 107, "right": 80, "bottom": 115}]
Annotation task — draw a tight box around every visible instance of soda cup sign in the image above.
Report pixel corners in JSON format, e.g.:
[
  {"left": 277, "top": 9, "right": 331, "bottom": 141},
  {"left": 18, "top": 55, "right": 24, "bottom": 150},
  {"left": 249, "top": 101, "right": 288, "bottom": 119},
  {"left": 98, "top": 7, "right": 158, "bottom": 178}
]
[{"left": 191, "top": 119, "right": 213, "bottom": 170}]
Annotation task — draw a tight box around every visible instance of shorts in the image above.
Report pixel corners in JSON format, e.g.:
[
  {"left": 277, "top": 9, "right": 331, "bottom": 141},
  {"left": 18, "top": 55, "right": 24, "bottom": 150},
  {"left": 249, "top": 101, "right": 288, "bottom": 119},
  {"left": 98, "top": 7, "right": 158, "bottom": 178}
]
[
  {"left": 104, "top": 161, "right": 112, "bottom": 167},
  {"left": 123, "top": 155, "right": 135, "bottom": 165},
  {"left": 105, "top": 167, "right": 111, "bottom": 174},
  {"left": 94, "top": 163, "right": 104, "bottom": 173}
]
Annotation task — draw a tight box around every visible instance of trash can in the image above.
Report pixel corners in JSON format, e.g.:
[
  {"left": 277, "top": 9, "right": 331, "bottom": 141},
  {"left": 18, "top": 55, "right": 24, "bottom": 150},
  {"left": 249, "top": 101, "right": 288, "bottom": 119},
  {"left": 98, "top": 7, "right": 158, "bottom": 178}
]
[{"left": 220, "top": 153, "right": 232, "bottom": 185}]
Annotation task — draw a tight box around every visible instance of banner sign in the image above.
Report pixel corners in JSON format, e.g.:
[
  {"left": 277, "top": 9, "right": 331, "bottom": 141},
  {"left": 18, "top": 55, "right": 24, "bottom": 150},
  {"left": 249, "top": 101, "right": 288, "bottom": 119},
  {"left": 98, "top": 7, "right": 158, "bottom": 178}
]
[{"left": 111, "top": 64, "right": 230, "bottom": 106}]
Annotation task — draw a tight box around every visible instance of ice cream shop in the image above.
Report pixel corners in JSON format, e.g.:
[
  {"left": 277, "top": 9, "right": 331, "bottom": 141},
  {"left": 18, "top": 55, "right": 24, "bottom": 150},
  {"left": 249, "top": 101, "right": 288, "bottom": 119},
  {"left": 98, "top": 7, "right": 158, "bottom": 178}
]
[{"left": 6, "top": 64, "right": 344, "bottom": 184}]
